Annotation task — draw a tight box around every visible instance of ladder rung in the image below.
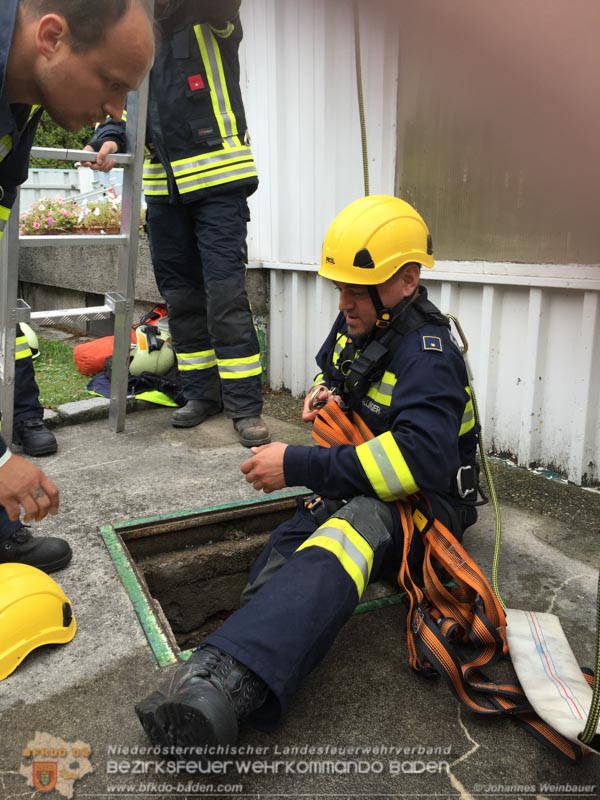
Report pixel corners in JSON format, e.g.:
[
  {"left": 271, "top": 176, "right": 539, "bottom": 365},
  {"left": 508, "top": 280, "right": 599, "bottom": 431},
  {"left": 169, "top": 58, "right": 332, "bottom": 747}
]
[
  {"left": 19, "top": 234, "right": 128, "bottom": 247},
  {"left": 30, "top": 305, "right": 113, "bottom": 327},
  {"left": 30, "top": 147, "right": 134, "bottom": 166}
]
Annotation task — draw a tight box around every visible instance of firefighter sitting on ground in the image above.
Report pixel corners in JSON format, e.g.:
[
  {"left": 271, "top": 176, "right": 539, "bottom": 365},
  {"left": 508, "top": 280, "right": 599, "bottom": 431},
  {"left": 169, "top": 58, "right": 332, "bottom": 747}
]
[{"left": 135, "top": 195, "right": 481, "bottom": 747}]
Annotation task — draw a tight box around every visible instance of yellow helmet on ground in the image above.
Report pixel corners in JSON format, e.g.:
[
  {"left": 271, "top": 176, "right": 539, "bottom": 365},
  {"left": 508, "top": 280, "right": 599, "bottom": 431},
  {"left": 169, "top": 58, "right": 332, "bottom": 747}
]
[
  {"left": 319, "top": 195, "right": 434, "bottom": 285},
  {"left": 0, "top": 563, "right": 76, "bottom": 681},
  {"left": 129, "top": 325, "right": 175, "bottom": 377}
]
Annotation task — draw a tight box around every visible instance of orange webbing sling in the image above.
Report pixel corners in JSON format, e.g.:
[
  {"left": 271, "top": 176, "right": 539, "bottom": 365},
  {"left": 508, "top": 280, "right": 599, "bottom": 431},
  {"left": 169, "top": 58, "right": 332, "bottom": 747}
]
[{"left": 312, "top": 401, "right": 590, "bottom": 763}]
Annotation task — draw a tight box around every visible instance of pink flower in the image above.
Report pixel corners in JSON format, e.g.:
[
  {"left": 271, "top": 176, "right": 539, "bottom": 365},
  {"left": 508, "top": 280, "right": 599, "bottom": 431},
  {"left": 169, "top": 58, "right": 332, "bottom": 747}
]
[
  {"left": 47, "top": 217, "right": 54, "bottom": 225},
  {"left": 33, "top": 221, "right": 40, "bottom": 229}
]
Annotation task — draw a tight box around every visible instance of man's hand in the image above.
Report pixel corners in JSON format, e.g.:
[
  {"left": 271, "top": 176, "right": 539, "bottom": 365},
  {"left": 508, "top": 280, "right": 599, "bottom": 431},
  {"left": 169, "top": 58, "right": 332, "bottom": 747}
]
[
  {"left": 0, "top": 455, "right": 59, "bottom": 523},
  {"left": 240, "top": 442, "right": 288, "bottom": 493},
  {"left": 301, "top": 386, "right": 344, "bottom": 423},
  {"left": 81, "top": 142, "right": 119, "bottom": 173}
]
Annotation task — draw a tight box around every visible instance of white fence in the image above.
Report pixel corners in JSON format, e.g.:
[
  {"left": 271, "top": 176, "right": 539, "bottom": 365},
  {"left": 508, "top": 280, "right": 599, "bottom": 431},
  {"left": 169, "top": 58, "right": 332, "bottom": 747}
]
[{"left": 263, "top": 262, "right": 600, "bottom": 487}]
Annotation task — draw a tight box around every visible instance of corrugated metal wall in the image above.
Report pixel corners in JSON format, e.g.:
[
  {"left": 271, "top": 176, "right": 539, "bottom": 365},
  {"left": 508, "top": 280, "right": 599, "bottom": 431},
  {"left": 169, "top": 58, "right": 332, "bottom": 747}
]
[{"left": 241, "top": 1, "right": 600, "bottom": 486}]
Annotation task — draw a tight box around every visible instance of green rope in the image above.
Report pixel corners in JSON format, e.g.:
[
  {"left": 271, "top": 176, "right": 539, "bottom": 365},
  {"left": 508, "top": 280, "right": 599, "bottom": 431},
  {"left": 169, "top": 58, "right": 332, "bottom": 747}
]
[
  {"left": 470, "top": 381, "right": 506, "bottom": 610},
  {"left": 353, "top": 0, "right": 370, "bottom": 197},
  {"left": 579, "top": 571, "right": 600, "bottom": 745},
  {"left": 447, "top": 315, "right": 505, "bottom": 610}
]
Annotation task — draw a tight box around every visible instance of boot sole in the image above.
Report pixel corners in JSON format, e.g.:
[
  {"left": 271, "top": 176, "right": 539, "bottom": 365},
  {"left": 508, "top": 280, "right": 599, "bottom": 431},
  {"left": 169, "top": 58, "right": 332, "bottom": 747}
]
[
  {"left": 11, "top": 442, "right": 58, "bottom": 457},
  {"left": 238, "top": 433, "right": 271, "bottom": 448},
  {"left": 135, "top": 690, "right": 238, "bottom": 749},
  {"left": 171, "top": 408, "right": 221, "bottom": 428},
  {"left": 40, "top": 546, "right": 73, "bottom": 574}
]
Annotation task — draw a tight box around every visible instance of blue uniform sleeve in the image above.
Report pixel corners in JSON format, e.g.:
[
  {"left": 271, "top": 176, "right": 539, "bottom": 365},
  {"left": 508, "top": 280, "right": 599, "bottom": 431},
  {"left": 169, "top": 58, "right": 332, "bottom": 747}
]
[
  {"left": 283, "top": 330, "right": 469, "bottom": 501},
  {"left": 88, "top": 119, "right": 127, "bottom": 154}
]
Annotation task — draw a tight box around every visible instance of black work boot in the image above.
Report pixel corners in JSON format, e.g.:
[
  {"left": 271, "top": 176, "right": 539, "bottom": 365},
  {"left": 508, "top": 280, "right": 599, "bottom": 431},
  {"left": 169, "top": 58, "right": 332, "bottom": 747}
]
[
  {"left": 135, "top": 645, "right": 268, "bottom": 749},
  {"left": 233, "top": 416, "right": 271, "bottom": 447},
  {"left": 0, "top": 525, "right": 72, "bottom": 573},
  {"left": 13, "top": 419, "right": 57, "bottom": 456},
  {"left": 171, "top": 401, "right": 222, "bottom": 428}
]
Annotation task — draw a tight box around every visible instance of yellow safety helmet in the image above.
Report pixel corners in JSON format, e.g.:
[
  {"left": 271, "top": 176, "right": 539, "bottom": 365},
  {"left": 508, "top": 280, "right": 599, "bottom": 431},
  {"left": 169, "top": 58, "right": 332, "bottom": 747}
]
[
  {"left": 129, "top": 324, "right": 175, "bottom": 377},
  {"left": 19, "top": 322, "right": 40, "bottom": 360},
  {"left": 0, "top": 563, "right": 76, "bottom": 681},
  {"left": 319, "top": 195, "right": 434, "bottom": 285}
]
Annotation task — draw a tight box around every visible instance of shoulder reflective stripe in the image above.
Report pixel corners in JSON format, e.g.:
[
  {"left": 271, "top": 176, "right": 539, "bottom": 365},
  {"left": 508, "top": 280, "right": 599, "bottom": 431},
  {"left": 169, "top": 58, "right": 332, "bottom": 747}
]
[
  {"left": 217, "top": 353, "right": 262, "bottom": 380},
  {"left": 296, "top": 517, "right": 374, "bottom": 598},
  {"left": 27, "top": 105, "right": 41, "bottom": 123},
  {"left": 313, "top": 373, "right": 326, "bottom": 385},
  {"left": 0, "top": 133, "right": 12, "bottom": 162},
  {"left": 333, "top": 333, "right": 349, "bottom": 365},
  {"left": 177, "top": 350, "right": 217, "bottom": 371},
  {"left": 194, "top": 24, "right": 236, "bottom": 140},
  {"left": 356, "top": 430, "right": 419, "bottom": 501},
  {"left": 177, "top": 164, "right": 258, "bottom": 194},
  {"left": 15, "top": 338, "right": 32, "bottom": 360},
  {"left": 459, "top": 386, "right": 475, "bottom": 436},
  {"left": 366, "top": 370, "right": 396, "bottom": 407}
]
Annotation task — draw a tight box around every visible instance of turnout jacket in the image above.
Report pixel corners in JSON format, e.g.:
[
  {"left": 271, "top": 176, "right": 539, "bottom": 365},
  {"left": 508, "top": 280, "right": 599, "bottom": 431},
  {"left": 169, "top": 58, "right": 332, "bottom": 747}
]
[
  {"left": 283, "top": 288, "right": 478, "bottom": 504},
  {"left": 0, "top": 0, "right": 44, "bottom": 460},
  {"left": 90, "top": 0, "right": 258, "bottom": 203}
]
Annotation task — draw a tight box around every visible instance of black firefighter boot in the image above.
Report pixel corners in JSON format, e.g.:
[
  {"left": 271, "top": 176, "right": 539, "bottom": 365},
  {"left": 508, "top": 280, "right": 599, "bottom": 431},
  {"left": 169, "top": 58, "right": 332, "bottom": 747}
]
[{"left": 135, "top": 645, "right": 268, "bottom": 749}]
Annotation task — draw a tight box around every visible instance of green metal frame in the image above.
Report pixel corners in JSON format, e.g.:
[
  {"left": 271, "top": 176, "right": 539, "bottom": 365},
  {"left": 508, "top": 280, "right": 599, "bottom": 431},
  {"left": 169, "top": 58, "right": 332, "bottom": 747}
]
[{"left": 100, "top": 491, "right": 406, "bottom": 669}]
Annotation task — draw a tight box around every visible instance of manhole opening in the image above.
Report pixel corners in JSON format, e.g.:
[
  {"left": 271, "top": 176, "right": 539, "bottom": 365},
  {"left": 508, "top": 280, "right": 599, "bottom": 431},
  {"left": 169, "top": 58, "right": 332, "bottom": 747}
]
[
  {"left": 102, "top": 494, "right": 405, "bottom": 667},
  {"left": 103, "top": 495, "right": 298, "bottom": 663}
]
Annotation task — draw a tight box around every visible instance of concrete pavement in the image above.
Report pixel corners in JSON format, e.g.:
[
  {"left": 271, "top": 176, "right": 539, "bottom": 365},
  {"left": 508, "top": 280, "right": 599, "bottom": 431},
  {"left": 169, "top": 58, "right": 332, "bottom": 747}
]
[{"left": 0, "top": 403, "right": 598, "bottom": 800}]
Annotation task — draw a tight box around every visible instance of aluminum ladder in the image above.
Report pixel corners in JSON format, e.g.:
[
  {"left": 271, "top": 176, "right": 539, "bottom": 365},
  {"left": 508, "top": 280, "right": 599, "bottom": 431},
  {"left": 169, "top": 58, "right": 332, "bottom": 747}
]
[{"left": 0, "top": 79, "right": 148, "bottom": 445}]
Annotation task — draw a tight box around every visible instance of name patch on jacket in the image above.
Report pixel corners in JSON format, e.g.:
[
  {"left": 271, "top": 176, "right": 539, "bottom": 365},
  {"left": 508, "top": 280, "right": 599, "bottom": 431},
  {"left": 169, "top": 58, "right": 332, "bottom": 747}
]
[{"left": 422, "top": 335, "right": 443, "bottom": 352}]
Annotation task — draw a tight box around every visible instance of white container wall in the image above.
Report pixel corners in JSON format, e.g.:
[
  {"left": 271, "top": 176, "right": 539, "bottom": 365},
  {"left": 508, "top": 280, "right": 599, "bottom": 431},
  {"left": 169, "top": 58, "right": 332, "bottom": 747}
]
[{"left": 239, "top": 1, "right": 600, "bottom": 485}]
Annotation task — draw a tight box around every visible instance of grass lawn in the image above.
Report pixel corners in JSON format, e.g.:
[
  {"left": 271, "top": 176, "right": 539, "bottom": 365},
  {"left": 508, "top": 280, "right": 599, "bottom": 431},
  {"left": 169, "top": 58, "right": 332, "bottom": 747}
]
[{"left": 35, "top": 337, "right": 91, "bottom": 409}]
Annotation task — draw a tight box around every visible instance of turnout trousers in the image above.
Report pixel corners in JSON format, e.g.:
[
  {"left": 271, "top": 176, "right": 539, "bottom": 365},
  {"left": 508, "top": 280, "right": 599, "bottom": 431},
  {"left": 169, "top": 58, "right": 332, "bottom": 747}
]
[
  {"left": 147, "top": 187, "right": 263, "bottom": 418},
  {"left": 206, "top": 495, "right": 398, "bottom": 729}
]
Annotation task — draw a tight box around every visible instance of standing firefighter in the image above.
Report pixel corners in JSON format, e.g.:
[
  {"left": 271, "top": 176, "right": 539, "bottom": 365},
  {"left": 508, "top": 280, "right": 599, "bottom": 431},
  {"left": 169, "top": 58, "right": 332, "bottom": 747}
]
[
  {"left": 135, "top": 195, "right": 482, "bottom": 747},
  {"left": 86, "top": 0, "right": 270, "bottom": 447},
  {"left": 0, "top": 0, "right": 154, "bottom": 572}
]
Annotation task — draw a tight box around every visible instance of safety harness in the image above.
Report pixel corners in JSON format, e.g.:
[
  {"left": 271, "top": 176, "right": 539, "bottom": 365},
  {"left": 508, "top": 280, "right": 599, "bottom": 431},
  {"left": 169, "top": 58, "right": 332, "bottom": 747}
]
[
  {"left": 332, "top": 287, "right": 450, "bottom": 412},
  {"left": 312, "top": 401, "right": 593, "bottom": 763}
]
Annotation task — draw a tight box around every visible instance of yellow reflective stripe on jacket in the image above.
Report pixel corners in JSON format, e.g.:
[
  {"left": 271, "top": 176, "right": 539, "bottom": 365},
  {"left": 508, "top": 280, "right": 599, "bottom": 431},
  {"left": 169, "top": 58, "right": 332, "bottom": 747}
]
[
  {"left": 15, "top": 336, "right": 32, "bottom": 361},
  {"left": 0, "top": 133, "right": 12, "bottom": 162},
  {"left": 366, "top": 370, "right": 396, "bottom": 407},
  {"left": 459, "top": 386, "right": 475, "bottom": 436},
  {"left": 0, "top": 205, "right": 11, "bottom": 238},
  {"left": 194, "top": 24, "right": 236, "bottom": 141},
  {"left": 356, "top": 430, "right": 419, "bottom": 501},
  {"left": 332, "top": 333, "right": 349, "bottom": 367},
  {"left": 177, "top": 162, "right": 258, "bottom": 194},
  {"left": 217, "top": 353, "right": 262, "bottom": 380},
  {"left": 171, "top": 143, "right": 254, "bottom": 176},
  {"left": 296, "top": 517, "right": 374, "bottom": 598},
  {"left": 177, "top": 350, "right": 217, "bottom": 371}
]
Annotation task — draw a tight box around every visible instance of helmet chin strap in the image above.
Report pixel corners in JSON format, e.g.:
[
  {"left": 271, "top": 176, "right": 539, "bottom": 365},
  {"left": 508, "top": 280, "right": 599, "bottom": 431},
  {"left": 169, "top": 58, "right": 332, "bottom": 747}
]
[{"left": 369, "top": 286, "right": 419, "bottom": 330}]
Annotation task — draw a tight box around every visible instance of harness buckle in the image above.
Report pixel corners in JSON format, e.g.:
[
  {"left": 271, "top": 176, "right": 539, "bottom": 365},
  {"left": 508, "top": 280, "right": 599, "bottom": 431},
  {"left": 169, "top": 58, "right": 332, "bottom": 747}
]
[{"left": 456, "top": 465, "right": 476, "bottom": 499}]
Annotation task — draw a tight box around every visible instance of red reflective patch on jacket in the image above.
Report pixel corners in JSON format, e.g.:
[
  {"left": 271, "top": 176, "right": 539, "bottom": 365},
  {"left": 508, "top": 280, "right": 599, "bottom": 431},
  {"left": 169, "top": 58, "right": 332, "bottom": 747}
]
[{"left": 187, "top": 74, "right": 205, "bottom": 91}]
